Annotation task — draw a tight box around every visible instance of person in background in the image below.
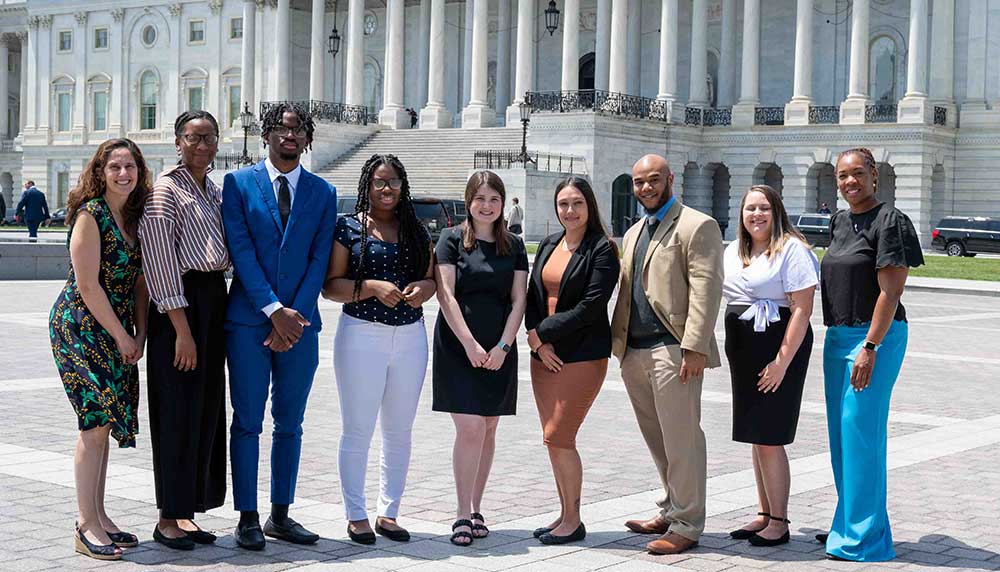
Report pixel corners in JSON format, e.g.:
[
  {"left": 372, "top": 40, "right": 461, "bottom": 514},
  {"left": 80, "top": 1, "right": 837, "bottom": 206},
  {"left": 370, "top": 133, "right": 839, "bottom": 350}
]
[
  {"left": 817, "top": 202, "right": 832, "bottom": 215},
  {"left": 16, "top": 179, "right": 50, "bottom": 239},
  {"left": 507, "top": 196, "right": 524, "bottom": 236}
]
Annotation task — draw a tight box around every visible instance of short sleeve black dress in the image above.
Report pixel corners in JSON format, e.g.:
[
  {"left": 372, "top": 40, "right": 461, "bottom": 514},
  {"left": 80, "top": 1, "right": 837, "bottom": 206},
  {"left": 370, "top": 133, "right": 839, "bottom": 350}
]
[{"left": 432, "top": 227, "right": 529, "bottom": 416}]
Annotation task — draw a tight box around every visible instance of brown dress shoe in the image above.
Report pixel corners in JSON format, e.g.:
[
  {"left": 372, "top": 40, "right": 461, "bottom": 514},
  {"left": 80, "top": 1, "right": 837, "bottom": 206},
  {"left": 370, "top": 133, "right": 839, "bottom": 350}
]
[
  {"left": 646, "top": 531, "right": 699, "bottom": 555},
  {"left": 624, "top": 515, "right": 670, "bottom": 535}
]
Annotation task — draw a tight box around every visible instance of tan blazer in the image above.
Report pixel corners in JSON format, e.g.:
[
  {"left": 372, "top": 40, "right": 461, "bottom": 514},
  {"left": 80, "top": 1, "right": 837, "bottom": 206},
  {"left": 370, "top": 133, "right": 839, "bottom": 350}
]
[{"left": 611, "top": 199, "right": 724, "bottom": 367}]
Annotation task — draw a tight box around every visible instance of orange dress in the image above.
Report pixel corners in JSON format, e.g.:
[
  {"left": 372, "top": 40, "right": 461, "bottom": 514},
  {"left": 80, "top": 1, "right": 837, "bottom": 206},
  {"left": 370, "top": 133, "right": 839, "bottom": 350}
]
[{"left": 530, "top": 243, "right": 607, "bottom": 449}]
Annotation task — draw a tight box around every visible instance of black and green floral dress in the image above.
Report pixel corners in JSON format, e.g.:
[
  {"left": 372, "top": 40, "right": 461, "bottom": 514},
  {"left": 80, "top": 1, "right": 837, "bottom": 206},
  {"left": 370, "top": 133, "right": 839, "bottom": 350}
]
[{"left": 49, "top": 198, "right": 143, "bottom": 448}]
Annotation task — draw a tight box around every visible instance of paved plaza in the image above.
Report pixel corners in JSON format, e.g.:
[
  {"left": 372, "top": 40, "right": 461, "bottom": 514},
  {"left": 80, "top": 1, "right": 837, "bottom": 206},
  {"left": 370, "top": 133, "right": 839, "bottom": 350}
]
[{"left": 2, "top": 278, "right": 1000, "bottom": 572}]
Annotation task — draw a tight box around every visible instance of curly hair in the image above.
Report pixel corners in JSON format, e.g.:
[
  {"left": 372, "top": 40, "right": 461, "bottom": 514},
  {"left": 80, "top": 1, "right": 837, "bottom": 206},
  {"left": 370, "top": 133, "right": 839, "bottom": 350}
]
[
  {"left": 66, "top": 139, "right": 151, "bottom": 237},
  {"left": 260, "top": 102, "right": 315, "bottom": 152},
  {"left": 350, "top": 154, "right": 432, "bottom": 302}
]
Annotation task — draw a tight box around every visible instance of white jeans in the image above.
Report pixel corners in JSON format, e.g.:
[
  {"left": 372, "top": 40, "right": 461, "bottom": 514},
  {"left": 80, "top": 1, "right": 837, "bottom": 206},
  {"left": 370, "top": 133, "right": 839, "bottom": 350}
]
[{"left": 334, "top": 313, "right": 428, "bottom": 521}]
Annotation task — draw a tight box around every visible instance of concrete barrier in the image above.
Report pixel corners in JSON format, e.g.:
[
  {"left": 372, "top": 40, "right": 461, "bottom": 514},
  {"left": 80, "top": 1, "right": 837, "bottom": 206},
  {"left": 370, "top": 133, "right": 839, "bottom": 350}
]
[{"left": 0, "top": 242, "right": 70, "bottom": 280}]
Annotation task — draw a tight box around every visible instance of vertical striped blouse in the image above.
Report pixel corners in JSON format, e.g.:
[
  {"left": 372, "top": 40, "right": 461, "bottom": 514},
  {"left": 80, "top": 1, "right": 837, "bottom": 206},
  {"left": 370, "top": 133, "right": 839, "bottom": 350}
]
[{"left": 139, "top": 163, "right": 231, "bottom": 312}]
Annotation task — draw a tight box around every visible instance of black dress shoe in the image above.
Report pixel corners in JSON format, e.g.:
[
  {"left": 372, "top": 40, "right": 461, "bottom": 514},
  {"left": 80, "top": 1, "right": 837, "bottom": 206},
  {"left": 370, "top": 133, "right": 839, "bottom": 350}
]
[
  {"left": 748, "top": 530, "right": 790, "bottom": 547},
  {"left": 532, "top": 527, "right": 553, "bottom": 539},
  {"left": 234, "top": 521, "right": 266, "bottom": 551},
  {"left": 106, "top": 530, "right": 139, "bottom": 548},
  {"left": 263, "top": 516, "right": 319, "bottom": 545},
  {"left": 375, "top": 521, "right": 410, "bottom": 542},
  {"left": 348, "top": 524, "right": 376, "bottom": 545},
  {"left": 730, "top": 512, "right": 771, "bottom": 540},
  {"left": 153, "top": 526, "right": 195, "bottom": 551},
  {"left": 185, "top": 529, "right": 218, "bottom": 544},
  {"left": 539, "top": 523, "right": 586, "bottom": 545}
]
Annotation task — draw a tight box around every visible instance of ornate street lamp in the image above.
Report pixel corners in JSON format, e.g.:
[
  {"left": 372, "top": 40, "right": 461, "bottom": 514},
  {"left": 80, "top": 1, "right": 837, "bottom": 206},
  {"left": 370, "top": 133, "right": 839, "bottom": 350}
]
[
  {"left": 544, "top": 0, "right": 560, "bottom": 36},
  {"left": 517, "top": 99, "right": 534, "bottom": 165},
  {"left": 239, "top": 102, "right": 257, "bottom": 166},
  {"left": 328, "top": 0, "right": 342, "bottom": 58}
]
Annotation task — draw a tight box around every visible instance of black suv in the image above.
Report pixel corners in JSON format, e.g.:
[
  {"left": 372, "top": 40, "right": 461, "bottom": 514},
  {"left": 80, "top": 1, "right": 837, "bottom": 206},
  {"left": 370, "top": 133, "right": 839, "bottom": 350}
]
[
  {"left": 792, "top": 213, "right": 832, "bottom": 247},
  {"left": 441, "top": 199, "right": 467, "bottom": 225},
  {"left": 411, "top": 198, "right": 451, "bottom": 241},
  {"left": 932, "top": 216, "right": 1000, "bottom": 256}
]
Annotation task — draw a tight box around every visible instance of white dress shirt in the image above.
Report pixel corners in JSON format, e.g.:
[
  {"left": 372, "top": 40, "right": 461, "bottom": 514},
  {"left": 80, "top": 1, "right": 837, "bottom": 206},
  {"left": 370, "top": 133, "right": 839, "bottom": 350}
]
[{"left": 261, "top": 158, "right": 304, "bottom": 318}]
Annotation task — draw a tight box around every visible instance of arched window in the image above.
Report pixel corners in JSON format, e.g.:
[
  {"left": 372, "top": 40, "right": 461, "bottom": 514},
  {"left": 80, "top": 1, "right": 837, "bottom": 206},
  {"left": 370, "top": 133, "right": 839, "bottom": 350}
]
[
  {"left": 139, "top": 71, "right": 157, "bottom": 130},
  {"left": 869, "top": 36, "right": 897, "bottom": 103}
]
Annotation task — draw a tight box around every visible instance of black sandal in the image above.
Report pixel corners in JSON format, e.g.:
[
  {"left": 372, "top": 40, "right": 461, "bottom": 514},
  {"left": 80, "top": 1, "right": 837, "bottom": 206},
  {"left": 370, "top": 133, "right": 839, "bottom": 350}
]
[
  {"left": 74, "top": 526, "right": 122, "bottom": 561},
  {"left": 450, "top": 519, "right": 474, "bottom": 546},
  {"left": 729, "top": 512, "right": 770, "bottom": 540},
  {"left": 471, "top": 512, "right": 489, "bottom": 538},
  {"left": 106, "top": 530, "right": 139, "bottom": 548}
]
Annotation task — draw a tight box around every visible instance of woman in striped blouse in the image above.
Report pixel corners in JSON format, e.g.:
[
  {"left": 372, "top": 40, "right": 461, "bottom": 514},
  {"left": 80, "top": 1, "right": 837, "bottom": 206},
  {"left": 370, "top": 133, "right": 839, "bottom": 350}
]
[{"left": 138, "top": 111, "right": 231, "bottom": 550}]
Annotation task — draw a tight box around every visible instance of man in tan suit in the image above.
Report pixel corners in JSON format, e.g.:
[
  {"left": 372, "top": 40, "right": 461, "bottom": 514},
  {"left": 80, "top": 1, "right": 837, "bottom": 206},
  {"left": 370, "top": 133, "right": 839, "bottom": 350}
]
[{"left": 611, "top": 154, "right": 723, "bottom": 554}]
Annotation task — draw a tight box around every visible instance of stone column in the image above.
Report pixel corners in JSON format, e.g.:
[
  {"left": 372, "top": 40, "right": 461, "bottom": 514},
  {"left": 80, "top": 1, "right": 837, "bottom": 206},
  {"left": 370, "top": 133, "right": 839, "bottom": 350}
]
[
  {"left": 345, "top": 0, "right": 364, "bottom": 106},
  {"left": 241, "top": 0, "right": 257, "bottom": 114},
  {"left": 109, "top": 10, "right": 123, "bottom": 135},
  {"left": 595, "top": 0, "right": 611, "bottom": 91},
  {"left": 0, "top": 39, "right": 9, "bottom": 139},
  {"left": 417, "top": 0, "right": 431, "bottom": 108},
  {"left": 732, "top": 0, "right": 760, "bottom": 126},
  {"left": 17, "top": 33, "right": 27, "bottom": 138},
  {"left": 784, "top": 0, "right": 813, "bottom": 125},
  {"left": 462, "top": 0, "right": 474, "bottom": 107},
  {"left": 608, "top": 0, "right": 628, "bottom": 94},
  {"left": 496, "top": 0, "right": 511, "bottom": 120},
  {"left": 36, "top": 17, "right": 52, "bottom": 136},
  {"left": 309, "top": 0, "right": 325, "bottom": 101},
  {"left": 561, "top": 0, "right": 580, "bottom": 91},
  {"left": 71, "top": 12, "right": 87, "bottom": 143},
  {"left": 929, "top": 0, "right": 955, "bottom": 126},
  {"left": 505, "top": 0, "right": 534, "bottom": 124},
  {"left": 462, "top": 0, "right": 494, "bottom": 127},
  {"left": 688, "top": 0, "right": 708, "bottom": 107},
  {"left": 380, "top": 0, "right": 408, "bottom": 127},
  {"left": 275, "top": 0, "right": 291, "bottom": 100},
  {"left": 898, "top": 0, "right": 930, "bottom": 123},
  {"left": 24, "top": 23, "right": 36, "bottom": 136},
  {"left": 717, "top": 0, "right": 737, "bottom": 107},
  {"left": 839, "top": 0, "right": 869, "bottom": 124},
  {"left": 656, "top": 0, "right": 677, "bottom": 102},
  {"left": 420, "top": 0, "right": 452, "bottom": 127},
  {"left": 626, "top": 0, "right": 641, "bottom": 95}
]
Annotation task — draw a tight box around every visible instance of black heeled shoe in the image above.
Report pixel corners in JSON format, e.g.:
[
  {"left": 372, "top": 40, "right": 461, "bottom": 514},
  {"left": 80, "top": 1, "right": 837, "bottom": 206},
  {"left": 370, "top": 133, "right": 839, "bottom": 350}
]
[
  {"left": 748, "top": 516, "right": 790, "bottom": 547},
  {"left": 74, "top": 526, "right": 122, "bottom": 561},
  {"left": 153, "top": 526, "right": 195, "bottom": 550},
  {"left": 539, "top": 523, "right": 586, "bottom": 545},
  {"left": 106, "top": 530, "right": 138, "bottom": 548},
  {"left": 532, "top": 526, "right": 553, "bottom": 539},
  {"left": 729, "top": 512, "right": 771, "bottom": 540}
]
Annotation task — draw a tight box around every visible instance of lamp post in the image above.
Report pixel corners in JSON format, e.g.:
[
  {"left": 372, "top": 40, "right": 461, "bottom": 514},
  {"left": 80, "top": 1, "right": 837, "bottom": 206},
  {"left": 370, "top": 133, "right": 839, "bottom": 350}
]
[
  {"left": 517, "top": 99, "right": 534, "bottom": 164},
  {"left": 239, "top": 102, "right": 257, "bottom": 166},
  {"left": 544, "top": 0, "right": 561, "bottom": 36}
]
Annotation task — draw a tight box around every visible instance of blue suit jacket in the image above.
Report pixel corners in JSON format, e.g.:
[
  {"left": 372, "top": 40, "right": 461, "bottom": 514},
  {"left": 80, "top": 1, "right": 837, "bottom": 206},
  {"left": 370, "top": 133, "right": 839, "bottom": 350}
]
[
  {"left": 222, "top": 160, "right": 337, "bottom": 329},
  {"left": 16, "top": 187, "right": 50, "bottom": 223}
]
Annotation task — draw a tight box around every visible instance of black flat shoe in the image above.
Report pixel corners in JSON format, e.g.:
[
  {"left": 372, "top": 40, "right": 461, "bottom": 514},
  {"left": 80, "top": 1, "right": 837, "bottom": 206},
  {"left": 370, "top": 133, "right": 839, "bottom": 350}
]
[
  {"left": 539, "top": 523, "right": 586, "bottom": 545},
  {"left": 375, "top": 520, "right": 410, "bottom": 542},
  {"left": 264, "top": 516, "right": 319, "bottom": 545},
  {"left": 185, "top": 529, "right": 218, "bottom": 544},
  {"left": 730, "top": 512, "right": 771, "bottom": 540},
  {"left": 106, "top": 530, "right": 138, "bottom": 548},
  {"left": 75, "top": 527, "right": 122, "bottom": 561},
  {"left": 532, "top": 526, "right": 553, "bottom": 539},
  {"left": 153, "top": 526, "right": 195, "bottom": 550},
  {"left": 233, "top": 521, "right": 266, "bottom": 551},
  {"left": 348, "top": 524, "right": 377, "bottom": 545},
  {"left": 816, "top": 533, "right": 829, "bottom": 543},
  {"left": 747, "top": 516, "right": 790, "bottom": 547}
]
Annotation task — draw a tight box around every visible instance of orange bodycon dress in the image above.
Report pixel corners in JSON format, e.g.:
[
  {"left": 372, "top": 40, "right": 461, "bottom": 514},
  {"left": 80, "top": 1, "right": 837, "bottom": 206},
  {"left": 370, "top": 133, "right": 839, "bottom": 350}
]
[{"left": 530, "top": 244, "right": 607, "bottom": 449}]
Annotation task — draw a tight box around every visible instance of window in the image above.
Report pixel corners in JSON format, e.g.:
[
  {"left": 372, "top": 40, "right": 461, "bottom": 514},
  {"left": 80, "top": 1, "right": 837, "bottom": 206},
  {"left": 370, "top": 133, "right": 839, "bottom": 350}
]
[
  {"left": 58, "top": 30, "right": 73, "bottom": 52},
  {"left": 188, "top": 20, "right": 205, "bottom": 44},
  {"left": 57, "top": 93, "right": 71, "bottom": 132},
  {"left": 94, "top": 28, "right": 109, "bottom": 50},
  {"left": 57, "top": 172, "right": 70, "bottom": 209},
  {"left": 988, "top": 220, "right": 1000, "bottom": 232},
  {"left": 142, "top": 25, "right": 157, "bottom": 47},
  {"left": 228, "top": 86, "right": 241, "bottom": 127},
  {"left": 187, "top": 87, "right": 203, "bottom": 111},
  {"left": 7, "top": 52, "right": 15, "bottom": 73},
  {"left": 230, "top": 17, "right": 243, "bottom": 39},
  {"left": 93, "top": 91, "right": 108, "bottom": 131},
  {"left": 140, "top": 71, "right": 157, "bottom": 130}
]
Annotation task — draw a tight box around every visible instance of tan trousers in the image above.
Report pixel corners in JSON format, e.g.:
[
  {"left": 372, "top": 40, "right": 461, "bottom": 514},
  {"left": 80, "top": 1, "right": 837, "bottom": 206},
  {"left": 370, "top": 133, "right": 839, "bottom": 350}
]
[{"left": 621, "top": 344, "right": 707, "bottom": 541}]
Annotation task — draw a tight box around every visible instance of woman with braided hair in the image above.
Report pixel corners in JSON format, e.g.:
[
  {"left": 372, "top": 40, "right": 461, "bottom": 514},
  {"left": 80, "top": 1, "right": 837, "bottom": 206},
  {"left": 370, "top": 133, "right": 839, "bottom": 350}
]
[
  {"left": 817, "top": 148, "right": 923, "bottom": 562},
  {"left": 323, "top": 154, "right": 436, "bottom": 545}
]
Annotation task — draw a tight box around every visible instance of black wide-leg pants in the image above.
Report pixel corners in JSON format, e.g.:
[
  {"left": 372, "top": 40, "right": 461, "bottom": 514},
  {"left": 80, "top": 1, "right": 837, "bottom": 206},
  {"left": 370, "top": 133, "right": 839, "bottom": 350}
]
[{"left": 147, "top": 270, "right": 228, "bottom": 519}]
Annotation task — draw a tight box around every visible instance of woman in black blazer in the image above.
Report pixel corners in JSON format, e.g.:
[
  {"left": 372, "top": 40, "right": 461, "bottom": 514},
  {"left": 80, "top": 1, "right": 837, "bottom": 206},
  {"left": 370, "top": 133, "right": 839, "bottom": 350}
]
[{"left": 525, "top": 177, "right": 621, "bottom": 545}]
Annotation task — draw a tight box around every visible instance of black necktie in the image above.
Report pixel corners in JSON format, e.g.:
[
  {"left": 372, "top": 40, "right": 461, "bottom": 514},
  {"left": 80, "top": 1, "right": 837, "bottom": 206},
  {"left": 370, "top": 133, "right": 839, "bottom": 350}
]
[{"left": 277, "top": 175, "right": 291, "bottom": 229}]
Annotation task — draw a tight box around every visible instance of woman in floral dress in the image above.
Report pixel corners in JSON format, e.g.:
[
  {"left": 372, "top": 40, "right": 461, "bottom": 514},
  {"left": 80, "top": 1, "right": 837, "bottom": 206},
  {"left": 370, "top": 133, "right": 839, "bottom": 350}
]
[{"left": 49, "top": 139, "right": 151, "bottom": 561}]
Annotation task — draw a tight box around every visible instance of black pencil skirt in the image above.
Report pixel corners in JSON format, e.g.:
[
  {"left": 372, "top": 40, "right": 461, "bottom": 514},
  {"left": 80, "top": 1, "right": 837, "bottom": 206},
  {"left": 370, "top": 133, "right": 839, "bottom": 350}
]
[
  {"left": 147, "top": 270, "right": 228, "bottom": 519},
  {"left": 725, "top": 304, "right": 813, "bottom": 446}
]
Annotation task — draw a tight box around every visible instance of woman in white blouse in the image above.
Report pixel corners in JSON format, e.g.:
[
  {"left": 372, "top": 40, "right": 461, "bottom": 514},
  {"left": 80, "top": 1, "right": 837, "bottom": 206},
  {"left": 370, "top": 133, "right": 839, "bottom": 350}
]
[{"left": 723, "top": 185, "right": 819, "bottom": 547}]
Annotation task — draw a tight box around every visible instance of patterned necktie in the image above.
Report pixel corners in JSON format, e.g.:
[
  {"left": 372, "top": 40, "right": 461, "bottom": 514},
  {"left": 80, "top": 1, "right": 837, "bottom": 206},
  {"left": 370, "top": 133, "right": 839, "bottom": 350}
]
[{"left": 277, "top": 175, "right": 291, "bottom": 228}]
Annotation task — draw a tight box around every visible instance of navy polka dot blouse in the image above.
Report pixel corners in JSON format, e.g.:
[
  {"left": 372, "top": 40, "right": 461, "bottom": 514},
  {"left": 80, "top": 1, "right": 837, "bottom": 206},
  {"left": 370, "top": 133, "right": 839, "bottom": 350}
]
[{"left": 334, "top": 215, "right": 424, "bottom": 326}]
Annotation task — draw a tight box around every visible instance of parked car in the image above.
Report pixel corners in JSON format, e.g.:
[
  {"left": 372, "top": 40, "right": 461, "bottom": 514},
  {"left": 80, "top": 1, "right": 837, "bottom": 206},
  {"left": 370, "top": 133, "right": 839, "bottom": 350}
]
[
  {"left": 411, "top": 198, "right": 451, "bottom": 241},
  {"left": 44, "top": 208, "right": 68, "bottom": 227},
  {"left": 441, "top": 199, "right": 467, "bottom": 225},
  {"left": 792, "top": 213, "right": 832, "bottom": 247},
  {"left": 337, "top": 197, "right": 358, "bottom": 216},
  {"left": 932, "top": 216, "right": 1000, "bottom": 256}
]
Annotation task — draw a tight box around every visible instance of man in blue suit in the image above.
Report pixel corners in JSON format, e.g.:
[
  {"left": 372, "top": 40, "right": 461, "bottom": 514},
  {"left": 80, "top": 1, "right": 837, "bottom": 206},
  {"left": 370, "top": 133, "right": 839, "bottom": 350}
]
[
  {"left": 222, "top": 103, "right": 337, "bottom": 550},
  {"left": 16, "top": 180, "right": 50, "bottom": 239}
]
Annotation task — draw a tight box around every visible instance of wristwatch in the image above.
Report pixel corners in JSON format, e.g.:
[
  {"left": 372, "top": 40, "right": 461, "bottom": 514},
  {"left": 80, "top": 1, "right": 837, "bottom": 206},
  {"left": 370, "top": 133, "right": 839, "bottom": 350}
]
[
  {"left": 496, "top": 341, "right": 511, "bottom": 353},
  {"left": 862, "top": 340, "right": 879, "bottom": 352}
]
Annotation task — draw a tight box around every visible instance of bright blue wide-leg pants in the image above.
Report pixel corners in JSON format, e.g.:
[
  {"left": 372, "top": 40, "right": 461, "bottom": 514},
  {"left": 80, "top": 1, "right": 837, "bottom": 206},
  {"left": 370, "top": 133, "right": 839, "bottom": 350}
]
[{"left": 823, "top": 320, "right": 908, "bottom": 562}]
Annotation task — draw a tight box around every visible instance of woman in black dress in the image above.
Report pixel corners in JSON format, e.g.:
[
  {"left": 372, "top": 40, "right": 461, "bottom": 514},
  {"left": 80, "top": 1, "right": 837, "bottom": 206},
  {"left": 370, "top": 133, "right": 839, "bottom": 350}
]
[
  {"left": 433, "top": 170, "right": 528, "bottom": 546},
  {"left": 49, "top": 139, "right": 151, "bottom": 560}
]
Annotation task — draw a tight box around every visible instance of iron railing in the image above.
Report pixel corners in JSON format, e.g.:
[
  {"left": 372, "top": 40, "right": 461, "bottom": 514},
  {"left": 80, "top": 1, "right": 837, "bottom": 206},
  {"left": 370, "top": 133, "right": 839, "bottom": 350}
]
[
  {"left": 933, "top": 106, "right": 947, "bottom": 126},
  {"left": 865, "top": 103, "right": 897, "bottom": 123},
  {"left": 260, "top": 100, "right": 373, "bottom": 125},
  {"left": 473, "top": 149, "right": 588, "bottom": 174},
  {"left": 702, "top": 107, "right": 732, "bottom": 126},
  {"left": 214, "top": 152, "right": 261, "bottom": 171},
  {"left": 526, "top": 90, "right": 671, "bottom": 122},
  {"left": 684, "top": 107, "right": 703, "bottom": 126},
  {"left": 754, "top": 107, "right": 785, "bottom": 125},
  {"left": 808, "top": 106, "right": 840, "bottom": 124}
]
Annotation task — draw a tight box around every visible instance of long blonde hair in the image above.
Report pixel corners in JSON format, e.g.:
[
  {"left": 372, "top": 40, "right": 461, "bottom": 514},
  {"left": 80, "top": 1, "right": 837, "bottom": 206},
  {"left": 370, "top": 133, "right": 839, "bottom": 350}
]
[{"left": 737, "top": 185, "right": 810, "bottom": 266}]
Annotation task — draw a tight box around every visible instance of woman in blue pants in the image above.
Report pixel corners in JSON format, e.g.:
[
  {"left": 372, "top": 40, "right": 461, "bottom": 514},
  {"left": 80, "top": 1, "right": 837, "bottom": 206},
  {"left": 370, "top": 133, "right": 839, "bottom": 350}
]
[{"left": 818, "top": 148, "right": 924, "bottom": 562}]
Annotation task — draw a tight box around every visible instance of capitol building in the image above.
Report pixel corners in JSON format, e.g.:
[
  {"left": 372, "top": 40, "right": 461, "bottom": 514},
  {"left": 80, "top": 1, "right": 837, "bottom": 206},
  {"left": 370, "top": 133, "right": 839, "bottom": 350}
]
[{"left": 1, "top": 0, "right": 998, "bottom": 244}]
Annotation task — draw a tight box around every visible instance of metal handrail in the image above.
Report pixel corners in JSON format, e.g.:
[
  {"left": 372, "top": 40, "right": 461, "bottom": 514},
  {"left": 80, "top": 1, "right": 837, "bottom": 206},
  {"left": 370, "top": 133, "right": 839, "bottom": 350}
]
[
  {"left": 473, "top": 149, "right": 588, "bottom": 174},
  {"left": 526, "top": 90, "right": 671, "bottom": 122},
  {"left": 754, "top": 107, "right": 785, "bottom": 125},
  {"left": 808, "top": 106, "right": 840, "bottom": 124},
  {"left": 865, "top": 103, "right": 898, "bottom": 123},
  {"left": 933, "top": 106, "right": 947, "bottom": 126},
  {"left": 259, "top": 100, "right": 372, "bottom": 125},
  {"left": 214, "top": 152, "right": 261, "bottom": 171}
]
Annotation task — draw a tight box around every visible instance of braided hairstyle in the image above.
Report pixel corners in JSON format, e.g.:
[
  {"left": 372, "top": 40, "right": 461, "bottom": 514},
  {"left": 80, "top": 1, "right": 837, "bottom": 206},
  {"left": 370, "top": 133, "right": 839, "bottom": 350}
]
[
  {"left": 351, "top": 154, "right": 431, "bottom": 302},
  {"left": 174, "top": 110, "right": 220, "bottom": 138},
  {"left": 837, "top": 147, "right": 879, "bottom": 192},
  {"left": 260, "top": 102, "right": 316, "bottom": 152}
]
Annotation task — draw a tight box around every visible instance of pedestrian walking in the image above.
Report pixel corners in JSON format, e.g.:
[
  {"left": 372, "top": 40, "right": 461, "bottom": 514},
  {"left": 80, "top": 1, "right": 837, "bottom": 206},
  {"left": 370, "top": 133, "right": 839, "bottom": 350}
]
[
  {"left": 507, "top": 197, "right": 524, "bottom": 236},
  {"left": 16, "top": 180, "right": 50, "bottom": 239}
]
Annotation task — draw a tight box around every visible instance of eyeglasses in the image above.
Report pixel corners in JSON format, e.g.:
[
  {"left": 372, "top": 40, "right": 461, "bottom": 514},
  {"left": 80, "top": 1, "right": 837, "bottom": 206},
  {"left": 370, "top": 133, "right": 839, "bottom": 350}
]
[
  {"left": 271, "top": 125, "right": 308, "bottom": 138},
  {"left": 181, "top": 133, "right": 219, "bottom": 145},
  {"left": 372, "top": 178, "right": 403, "bottom": 190}
]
